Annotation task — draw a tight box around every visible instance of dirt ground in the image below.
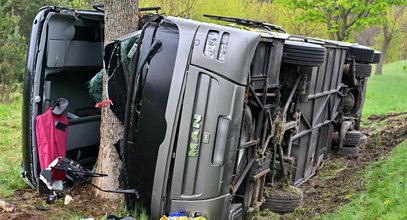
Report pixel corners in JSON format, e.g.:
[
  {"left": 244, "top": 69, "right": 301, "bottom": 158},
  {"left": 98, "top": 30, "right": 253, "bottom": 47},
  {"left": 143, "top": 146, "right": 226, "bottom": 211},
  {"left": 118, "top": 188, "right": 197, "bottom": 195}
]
[
  {"left": 0, "top": 184, "right": 122, "bottom": 219},
  {"left": 1, "top": 112, "right": 407, "bottom": 220},
  {"left": 279, "top": 112, "right": 407, "bottom": 219}
]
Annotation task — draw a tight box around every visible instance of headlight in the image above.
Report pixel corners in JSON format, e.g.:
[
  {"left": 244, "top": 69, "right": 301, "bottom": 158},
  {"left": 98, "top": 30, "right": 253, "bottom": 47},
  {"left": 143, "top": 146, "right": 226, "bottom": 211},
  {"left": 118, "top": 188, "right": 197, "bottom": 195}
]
[
  {"left": 218, "top": 33, "right": 229, "bottom": 62},
  {"left": 204, "top": 31, "right": 219, "bottom": 59}
]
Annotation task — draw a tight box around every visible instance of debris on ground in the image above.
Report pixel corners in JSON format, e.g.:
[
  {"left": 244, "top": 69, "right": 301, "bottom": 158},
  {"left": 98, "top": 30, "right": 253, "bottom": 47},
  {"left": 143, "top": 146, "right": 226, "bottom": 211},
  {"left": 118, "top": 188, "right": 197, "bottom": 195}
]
[
  {"left": 106, "top": 214, "right": 138, "bottom": 220},
  {"left": 64, "top": 195, "right": 73, "bottom": 205},
  {"left": 1, "top": 112, "right": 406, "bottom": 219},
  {"left": 35, "top": 205, "right": 50, "bottom": 211},
  {"left": 0, "top": 200, "right": 16, "bottom": 212}
]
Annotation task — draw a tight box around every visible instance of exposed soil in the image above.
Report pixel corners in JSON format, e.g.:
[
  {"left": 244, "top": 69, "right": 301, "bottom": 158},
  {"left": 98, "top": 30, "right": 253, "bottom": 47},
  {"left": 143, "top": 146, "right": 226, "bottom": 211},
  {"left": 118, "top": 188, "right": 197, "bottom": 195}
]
[
  {"left": 0, "top": 185, "right": 121, "bottom": 220},
  {"left": 1, "top": 112, "right": 407, "bottom": 220},
  {"left": 278, "top": 112, "right": 407, "bottom": 219}
]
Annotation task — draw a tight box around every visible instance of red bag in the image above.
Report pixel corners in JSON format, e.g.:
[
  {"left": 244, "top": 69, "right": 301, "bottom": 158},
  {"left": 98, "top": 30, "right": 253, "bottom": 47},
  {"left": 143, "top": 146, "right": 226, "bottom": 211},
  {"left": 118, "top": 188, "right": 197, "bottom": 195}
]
[{"left": 36, "top": 107, "right": 68, "bottom": 180}]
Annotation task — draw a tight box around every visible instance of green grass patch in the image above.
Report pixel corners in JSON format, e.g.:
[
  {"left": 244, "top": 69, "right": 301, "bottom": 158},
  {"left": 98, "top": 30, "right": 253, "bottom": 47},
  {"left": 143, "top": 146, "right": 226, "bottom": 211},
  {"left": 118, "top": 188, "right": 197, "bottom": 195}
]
[
  {"left": 320, "top": 161, "right": 346, "bottom": 178},
  {"left": 317, "top": 140, "right": 407, "bottom": 220},
  {"left": 363, "top": 60, "right": 407, "bottom": 118},
  {"left": 0, "top": 97, "right": 26, "bottom": 197},
  {"left": 106, "top": 204, "right": 150, "bottom": 220},
  {"left": 65, "top": 203, "right": 150, "bottom": 220}
]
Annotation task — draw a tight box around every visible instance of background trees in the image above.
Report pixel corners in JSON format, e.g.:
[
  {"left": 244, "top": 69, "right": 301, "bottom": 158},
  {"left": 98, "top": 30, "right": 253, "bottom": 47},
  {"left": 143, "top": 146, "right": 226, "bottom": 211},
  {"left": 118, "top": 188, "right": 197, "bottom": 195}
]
[
  {"left": 0, "top": 0, "right": 406, "bottom": 103},
  {"left": 0, "top": 0, "right": 92, "bottom": 102},
  {"left": 375, "top": 5, "right": 406, "bottom": 75},
  {"left": 279, "top": 0, "right": 406, "bottom": 75},
  {"left": 281, "top": 0, "right": 392, "bottom": 41},
  {"left": 0, "top": 0, "right": 25, "bottom": 103}
]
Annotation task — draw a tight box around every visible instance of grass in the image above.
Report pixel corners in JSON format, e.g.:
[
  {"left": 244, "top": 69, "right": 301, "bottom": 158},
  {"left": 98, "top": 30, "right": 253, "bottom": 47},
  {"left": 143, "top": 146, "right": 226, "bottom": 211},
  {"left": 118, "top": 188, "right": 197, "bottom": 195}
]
[
  {"left": 315, "top": 61, "right": 407, "bottom": 219},
  {"left": 317, "top": 140, "right": 407, "bottom": 220},
  {"left": 0, "top": 97, "right": 150, "bottom": 219},
  {"left": 362, "top": 60, "right": 407, "bottom": 118},
  {"left": 107, "top": 204, "right": 150, "bottom": 220},
  {"left": 0, "top": 97, "right": 26, "bottom": 198},
  {"left": 67, "top": 204, "right": 150, "bottom": 220},
  {"left": 0, "top": 61, "right": 405, "bottom": 218},
  {"left": 319, "top": 161, "right": 346, "bottom": 178}
]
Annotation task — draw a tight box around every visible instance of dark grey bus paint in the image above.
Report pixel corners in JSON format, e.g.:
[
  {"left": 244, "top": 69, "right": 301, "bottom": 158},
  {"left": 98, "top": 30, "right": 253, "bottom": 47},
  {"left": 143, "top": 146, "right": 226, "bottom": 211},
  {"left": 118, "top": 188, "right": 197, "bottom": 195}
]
[
  {"left": 21, "top": 8, "right": 49, "bottom": 189},
  {"left": 22, "top": 7, "right": 375, "bottom": 219},
  {"left": 122, "top": 17, "right": 373, "bottom": 219}
]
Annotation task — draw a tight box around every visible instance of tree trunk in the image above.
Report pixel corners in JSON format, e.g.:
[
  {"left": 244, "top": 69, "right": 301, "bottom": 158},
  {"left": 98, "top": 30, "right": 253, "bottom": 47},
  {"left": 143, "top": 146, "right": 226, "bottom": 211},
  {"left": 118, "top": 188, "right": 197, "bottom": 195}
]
[
  {"left": 336, "top": 31, "right": 344, "bottom": 41},
  {"left": 375, "top": 24, "right": 392, "bottom": 75},
  {"left": 169, "top": 0, "right": 176, "bottom": 15},
  {"left": 375, "top": 5, "right": 406, "bottom": 75},
  {"left": 93, "top": 0, "right": 138, "bottom": 201}
]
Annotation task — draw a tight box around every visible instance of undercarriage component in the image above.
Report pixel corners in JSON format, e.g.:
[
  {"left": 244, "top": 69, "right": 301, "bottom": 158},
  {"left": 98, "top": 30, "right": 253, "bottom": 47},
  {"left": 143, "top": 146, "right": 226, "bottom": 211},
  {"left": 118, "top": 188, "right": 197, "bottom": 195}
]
[
  {"left": 346, "top": 87, "right": 364, "bottom": 115},
  {"left": 235, "top": 107, "right": 254, "bottom": 182},
  {"left": 350, "top": 45, "right": 375, "bottom": 63},
  {"left": 343, "top": 92, "right": 355, "bottom": 111},
  {"left": 337, "top": 145, "right": 360, "bottom": 157},
  {"left": 338, "top": 121, "right": 352, "bottom": 149},
  {"left": 354, "top": 63, "right": 372, "bottom": 78},
  {"left": 372, "top": 50, "right": 381, "bottom": 64},
  {"left": 282, "top": 41, "right": 326, "bottom": 66},
  {"left": 336, "top": 124, "right": 365, "bottom": 157},
  {"left": 262, "top": 186, "right": 303, "bottom": 213},
  {"left": 343, "top": 130, "right": 363, "bottom": 145},
  {"left": 360, "top": 135, "right": 367, "bottom": 145}
]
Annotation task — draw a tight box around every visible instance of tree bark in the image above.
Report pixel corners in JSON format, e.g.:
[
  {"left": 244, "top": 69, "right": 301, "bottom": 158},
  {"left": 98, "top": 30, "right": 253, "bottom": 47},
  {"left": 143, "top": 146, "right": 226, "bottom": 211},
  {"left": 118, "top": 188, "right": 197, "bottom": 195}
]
[
  {"left": 375, "top": 6, "right": 406, "bottom": 75},
  {"left": 375, "top": 23, "right": 392, "bottom": 75},
  {"left": 93, "top": 0, "right": 138, "bottom": 201}
]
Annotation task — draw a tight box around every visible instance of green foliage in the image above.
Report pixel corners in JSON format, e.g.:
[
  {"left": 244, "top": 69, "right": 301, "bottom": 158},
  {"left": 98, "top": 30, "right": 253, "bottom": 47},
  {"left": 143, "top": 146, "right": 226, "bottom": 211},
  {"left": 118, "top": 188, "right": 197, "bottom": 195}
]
[
  {"left": 66, "top": 0, "right": 90, "bottom": 9},
  {"left": 317, "top": 140, "right": 407, "bottom": 220},
  {"left": 140, "top": 0, "right": 328, "bottom": 38},
  {"left": 141, "top": 0, "right": 259, "bottom": 21},
  {"left": 375, "top": 6, "right": 407, "bottom": 63},
  {"left": 88, "top": 70, "right": 104, "bottom": 103},
  {"left": 363, "top": 60, "right": 407, "bottom": 118},
  {"left": 281, "top": 0, "right": 407, "bottom": 41},
  {"left": 4, "top": 0, "right": 63, "bottom": 40},
  {"left": 0, "top": 0, "right": 25, "bottom": 103},
  {"left": 400, "top": 10, "right": 407, "bottom": 59},
  {"left": 4, "top": 0, "right": 93, "bottom": 40},
  {"left": 0, "top": 0, "right": 92, "bottom": 103},
  {"left": 0, "top": 0, "right": 405, "bottom": 102}
]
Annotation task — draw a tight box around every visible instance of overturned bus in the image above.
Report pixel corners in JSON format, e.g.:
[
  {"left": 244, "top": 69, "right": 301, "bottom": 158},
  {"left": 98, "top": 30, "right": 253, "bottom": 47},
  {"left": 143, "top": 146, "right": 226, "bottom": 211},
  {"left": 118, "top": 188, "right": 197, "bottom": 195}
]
[{"left": 22, "top": 6, "right": 379, "bottom": 220}]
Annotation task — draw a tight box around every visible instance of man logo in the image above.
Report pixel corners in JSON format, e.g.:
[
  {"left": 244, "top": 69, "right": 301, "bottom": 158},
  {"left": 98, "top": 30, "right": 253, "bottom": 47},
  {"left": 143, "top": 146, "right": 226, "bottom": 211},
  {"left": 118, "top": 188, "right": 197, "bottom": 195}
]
[{"left": 188, "top": 114, "right": 202, "bottom": 157}]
